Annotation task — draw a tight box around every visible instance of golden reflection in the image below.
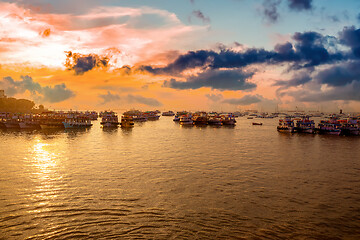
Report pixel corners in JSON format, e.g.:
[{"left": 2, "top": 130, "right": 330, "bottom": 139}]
[{"left": 27, "top": 137, "right": 63, "bottom": 209}]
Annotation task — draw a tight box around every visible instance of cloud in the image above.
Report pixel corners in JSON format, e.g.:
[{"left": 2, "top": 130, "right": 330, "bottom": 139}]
[
  {"left": 162, "top": 69, "right": 256, "bottom": 91},
  {"left": 222, "top": 94, "right": 263, "bottom": 105},
  {"left": 42, "top": 83, "right": 75, "bottom": 103},
  {"left": 98, "top": 91, "right": 120, "bottom": 104},
  {"left": 261, "top": 0, "right": 281, "bottom": 24},
  {"left": 189, "top": 10, "right": 210, "bottom": 24},
  {"left": 338, "top": 26, "right": 360, "bottom": 57},
  {"left": 126, "top": 94, "right": 162, "bottom": 107},
  {"left": 0, "top": 75, "right": 75, "bottom": 103},
  {"left": 316, "top": 60, "right": 360, "bottom": 87},
  {"left": 205, "top": 93, "right": 223, "bottom": 102},
  {"left": 287, "top": 0, "right": 313, "bottom": 11},
  {"left": 65, "top": 51, "right": 109, "bottom": 75},
  {"left": 141, "top": 30, "right": 345, "bottom": 76},
  {"left": 273, "top": 71, "right": 312, "bottom": 87},
  {"left": 288, "top": 81, "right": 360, "bottom": 102},
  {"left": 0, "top": 2, "right": 208, "bottom": 68}
]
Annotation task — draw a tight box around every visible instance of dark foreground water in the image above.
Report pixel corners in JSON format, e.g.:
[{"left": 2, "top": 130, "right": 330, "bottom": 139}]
[{"left": 1, "top": 117, "right": 360, "bottom": 239}]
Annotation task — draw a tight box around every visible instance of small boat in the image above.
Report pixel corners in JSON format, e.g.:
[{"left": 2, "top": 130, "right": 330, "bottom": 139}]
[
  {"left": 277, "top": 117, "right": 296, "bottom": 133},
  {"left": 340, "top": 117, "right": 359, "bottom": 136},
  {"left": 252, "top": 122, "right": 262, "bottom": 125}
]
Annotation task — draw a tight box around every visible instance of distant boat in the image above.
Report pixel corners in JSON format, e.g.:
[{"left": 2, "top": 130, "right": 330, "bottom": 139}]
[
  {"left": 252, "top": 122, "right": 262, "bottom": 125},
  {"left": 162, "top": 111, "right": 175, "bottom": 116},
  {"left": 100, "top": 111, "right": 119, "bottom": 128}
]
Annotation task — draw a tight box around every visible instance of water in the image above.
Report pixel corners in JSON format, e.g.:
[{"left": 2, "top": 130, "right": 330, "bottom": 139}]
[{"left": 1, "top": 117, "right": 360, "bottom": 239}]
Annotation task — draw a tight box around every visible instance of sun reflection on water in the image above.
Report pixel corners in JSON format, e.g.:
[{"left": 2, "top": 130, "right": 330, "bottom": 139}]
[{"left": 27, "top": 137, "right": 65, "bottom": 211}]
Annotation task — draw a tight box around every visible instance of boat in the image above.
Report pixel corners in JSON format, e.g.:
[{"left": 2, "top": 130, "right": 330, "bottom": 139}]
[
  {"left": 143, "top": 111, "right": 160, "bottom": 120},
  {"left": 120, "top": 115, "right": 134, "bottom": 128},
  {"left": 162, "top": 111, "right": 175, "bottom": 116},
  {"left": 340, "top": 117, "right": 359, "bottom": 136},
  {"left": 295, "top": 116, "right": 315, "bottom": 134},
  {"left": 18, "top": 114, "right": 40, "bottom": 129},
  {"left": 39, "top": 111, "right": 65, "bottom": 129},
  {"left": 317, "top": 116, "right": 342, "bottom": 135},
  {"left": 193, "top": 112, "right": 208, "bottom": 125},
  {"left": 63, "top": 113, "right": 92, "bottom": 128},
  {"left": 179, "top": 115, "right": 193, "bottom": 125},
  {"left": 4, "top": 115, "right": 20, "bottom": 129},
  {"left": 100, "top": 111, "right": 119, "bottom": 128},
  {"left": 207, "top": 113, "right": 222, "bottom": 125},
  {"left": 123, "top": 110, "right": 147, "bottom": 122},
  {"left": 221, "top": 114, "right": 236, "bottom": 125},
  {"left": 277, "top": 117, "right": 296, "bottom": 133},
  {"left": 252, "top": 122, "right": 263, "bottom": 125},
  {"left": 173, "top": 111, "right": 188, "bottom": 122}
]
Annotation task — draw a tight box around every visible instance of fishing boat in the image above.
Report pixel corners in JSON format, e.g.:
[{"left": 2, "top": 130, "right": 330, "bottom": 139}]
[
  {"left": 100, "top": 111, "right": 119, "bottom": 128},
  {"left": 277, "top": 117, "right": 296, "bottom": 133},
  {"left": 295, "top": 116, "right": 315, "bottom": 134},
  {"left": 120, "top": 115, "right": 134, "bottom": 128},
  {"left": 252, "top": 122, "right": 263, "bottom": 125}
]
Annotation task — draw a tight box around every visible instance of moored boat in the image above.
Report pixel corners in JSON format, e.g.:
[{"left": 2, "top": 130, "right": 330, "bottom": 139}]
[
  {"left": 100, "top": 111, "right": 119, "bottom": 128},
  {"left": 120, "top": 115, "right": 134, "bottom": 128},
  {"left": 162, "top": 111, "right": 175, "bottom": 116},
  {"left": 179, "top": 115, "right": 193, "bottom": 125},
  {"left": 317, "top": 117, "right": 342, "bottom": 135},
  {"left": 295, "top": 116, "right": 315, "bottom": 134},
  {"left": 277, "top": 117, "right": 296, "bottom": 133},
  {"left": 221, "top": 114, "right": 236, "bottom": 126}
]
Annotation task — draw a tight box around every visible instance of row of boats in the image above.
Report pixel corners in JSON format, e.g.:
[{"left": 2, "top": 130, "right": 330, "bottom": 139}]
[
  {"left": 172, "top": 112, "right": 236, "bottom": 126},
  {"left": 277, "top": 116, "right": 360, "bottom": 136}
]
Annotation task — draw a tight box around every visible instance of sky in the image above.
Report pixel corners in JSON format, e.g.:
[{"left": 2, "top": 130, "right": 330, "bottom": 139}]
[{"left": 1, "top": 0, "right": 360, "bottom": 112}]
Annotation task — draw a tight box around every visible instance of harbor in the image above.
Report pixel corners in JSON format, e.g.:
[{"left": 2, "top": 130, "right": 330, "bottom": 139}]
[{"left": 1, "top": 112, "right": 360, "bottom": 239}]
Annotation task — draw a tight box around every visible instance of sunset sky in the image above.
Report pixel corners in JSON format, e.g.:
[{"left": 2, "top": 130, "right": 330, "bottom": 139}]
[{"left": 1, "top": 0, "right": 360, "bottom": 112}]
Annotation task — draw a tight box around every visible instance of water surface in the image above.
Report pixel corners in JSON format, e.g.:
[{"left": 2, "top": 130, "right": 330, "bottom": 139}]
[{"left": 1, "top": 117, "right": 360, "bottom": 239}]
